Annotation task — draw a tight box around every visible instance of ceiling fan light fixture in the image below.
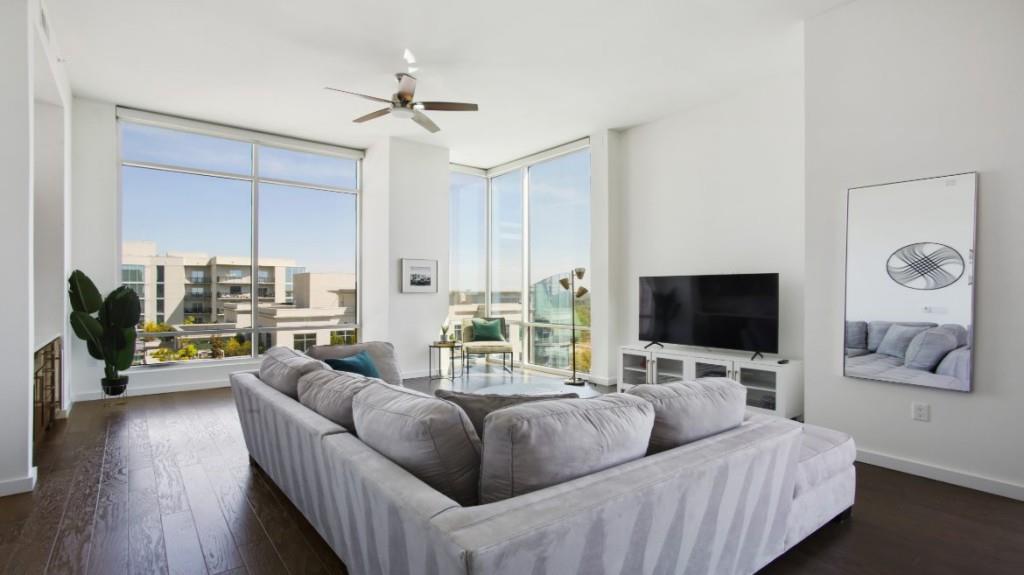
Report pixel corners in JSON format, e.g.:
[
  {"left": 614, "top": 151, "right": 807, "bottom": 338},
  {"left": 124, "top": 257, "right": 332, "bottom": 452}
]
[
  {"left": 391, "top": 107, "right": 415, "bottom": 119},
  {"left": 412, "top": 102, "right": 425, "bottom": 110}
]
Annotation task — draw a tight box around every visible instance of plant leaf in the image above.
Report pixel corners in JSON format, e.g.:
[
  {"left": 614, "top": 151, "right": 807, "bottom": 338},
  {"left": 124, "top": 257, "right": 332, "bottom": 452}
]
[
  {"left": 104, "top": 286, "right": 142, "bottom": 329},
  {"left": 114, "top": 328, "right": 136, "bottom": 371},
  {"left": 70, "top": 311, "right": 105, "bottom": 357},
  {"left": 68, "top": 270, "right": 103, "bottom": 314}
]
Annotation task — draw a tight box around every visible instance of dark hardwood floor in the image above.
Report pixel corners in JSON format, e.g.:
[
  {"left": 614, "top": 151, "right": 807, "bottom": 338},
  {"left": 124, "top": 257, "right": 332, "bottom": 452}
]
[
  {"left": 1, "top": 388, "right": 345, "bottom": 575},
  {"left": 1, "top": 386, "right": 1021, "bottom": 574}
]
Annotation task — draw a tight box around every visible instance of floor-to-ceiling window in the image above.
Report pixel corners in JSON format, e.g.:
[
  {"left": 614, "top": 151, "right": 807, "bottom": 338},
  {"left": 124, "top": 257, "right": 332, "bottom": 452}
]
[
  {"left": 489, "top": 169, "right": 525, "bottom": 361},
  {"left": 448, "top": 171, "right": 487, "bottom": 342},
  {"left": 119, "top": 110, "right": 361, "bottom": 366},
  {"left": 526, "top": 149, "right": 591, "bottom": 371},
  {"left": 448, "top": 141, "right": 590, "bottom": 374}
]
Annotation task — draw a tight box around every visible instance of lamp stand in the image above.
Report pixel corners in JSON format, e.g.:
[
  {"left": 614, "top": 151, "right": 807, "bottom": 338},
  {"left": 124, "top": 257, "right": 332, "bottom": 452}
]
[{"left": 565, "top": 269, "right": 586, "bottom": 386}]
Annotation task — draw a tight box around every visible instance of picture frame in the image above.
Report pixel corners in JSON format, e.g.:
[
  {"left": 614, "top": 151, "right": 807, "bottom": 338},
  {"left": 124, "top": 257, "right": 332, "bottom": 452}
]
[{"left": 401, "top": 259, "right": 438, "bottom": 293}]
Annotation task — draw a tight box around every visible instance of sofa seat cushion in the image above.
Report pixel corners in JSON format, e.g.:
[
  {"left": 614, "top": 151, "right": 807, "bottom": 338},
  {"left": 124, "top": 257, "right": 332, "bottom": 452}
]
[
  {"left": 297, "top": 369, "right": 375, "bottom": 432},
  {"left": 795, "top": 424, "right": 856, "bottom": 498},
  {"left": 462, "top": 341, "right": 514, "bottom": 354},
  {"left": 626, "top": 378, "right": 746, "bottom": 453},
  {"left": 305, "top": 341, "right": 403, "bottom": 386},
  {"left": 259, "top": 346, "right": 329, "bottom": 399},
  {"left": 353, "top": 382, "right": 481, "bottom": 506},
  {"left": 479, "top": 394, "right": 654, "bottom": 504},
  {"left": 433, "top": 389, "right": 579, "bottom": 438}
]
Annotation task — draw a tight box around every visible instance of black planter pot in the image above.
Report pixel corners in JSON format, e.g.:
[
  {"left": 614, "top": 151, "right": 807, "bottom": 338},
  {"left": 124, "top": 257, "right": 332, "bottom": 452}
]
[{"left": 101, "top": 376, "right": 128, "bottom": 397}]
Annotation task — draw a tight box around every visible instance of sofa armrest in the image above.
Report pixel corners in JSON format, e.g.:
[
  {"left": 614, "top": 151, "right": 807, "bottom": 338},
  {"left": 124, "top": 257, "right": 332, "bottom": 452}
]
[
  {"left": 319, "top": 433, "right": 467, "bottom": 575},
  {"left": 433, "top": 415, "right": 802, "bottom": 575}
]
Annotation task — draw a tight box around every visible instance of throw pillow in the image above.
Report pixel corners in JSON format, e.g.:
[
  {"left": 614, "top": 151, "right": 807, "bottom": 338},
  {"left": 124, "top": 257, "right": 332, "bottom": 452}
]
[
  {"left": 471, "top": 318, "right": 504, "bottom": 341},
  {"left": 904, "top": 328, "right": 959, "bottom": 372},
  {"left": 297, "top": 369, "right": 374, "bottom": 432},
  {"left": 353, "top": 382, "right": 481, "bottom": 506},
  {"left": 305, "top": 341, "right": 403, "bottom": 386},
  {"left": 479, "top": 394, "right": 653, "bottom": 504},
  {"left": 324, "top": 350, "right": 382, "bottom": 379},
  {"left": 876, "top": 324, "right": 931, "bottom": 359},
  {"left": 433, "top": 389, "right": 579, "bottom": 438},
  {"left": 626, "top": 378, "right": 746, "bottom": 453},
  {"left": 259, "top": 346, "right": 328, "bottom": 398}
]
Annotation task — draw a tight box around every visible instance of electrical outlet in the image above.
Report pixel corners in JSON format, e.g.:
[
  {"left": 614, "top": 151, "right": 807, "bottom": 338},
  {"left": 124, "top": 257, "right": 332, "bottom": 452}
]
[{"left": 912, "top": 402, "right": 931, "bottom": 422}]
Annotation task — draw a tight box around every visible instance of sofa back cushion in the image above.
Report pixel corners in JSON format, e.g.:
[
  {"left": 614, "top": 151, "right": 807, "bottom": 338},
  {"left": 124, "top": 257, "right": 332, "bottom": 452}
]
[
  {"left": 867, "top": 321, "right": 937, "bottom": 352},
  {"left": 626, "top": 378, "right": 746, "bottom": 453},
  {"left": 259, "top": 346, "right": 328, "bottom": 398},
  {"left": 306, "top": 341, "right": 402, "bottom": 386},
  {"left": 905, "top": 328, "right": 959, "bottom": 371},
  {"left": 845, "top": 321, "right": 868, "bottom": 350},
  {"left": 433, "top": 389, "right": 579, "bottom": 438},
  {"left": 939, "top": 324, "right": 969, "bottom": 348},
  {"left": 479, "top": 394, "right": 653, "bottom": 504},
  {"left": 877, "top": 324, "right": 931, "bottom": 358},
  {"left": 297, "top": 369, "right": 375, "bottom": 432},
  {"left": 353, "top": 383, "right": 481, "bottom": 506}
]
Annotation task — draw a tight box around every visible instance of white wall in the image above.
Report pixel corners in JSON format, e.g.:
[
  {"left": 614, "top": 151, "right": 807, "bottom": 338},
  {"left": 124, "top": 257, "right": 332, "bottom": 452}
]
[
  {"left": 0, "top": 0, "right": 36, "bottom": 496},
  {"left": 385, "top": 138, "right": 451, "bottom": 377},
  {"left": 587, "top": 130, "right": 621, "bottom": 384},
  {"left": 0, "top": 0, "right": 72, "bottom": 496},
  {"left": 33, "top": 101, "right": 65, "bottom": 348},
  {"left": 846, "top": 175, "right": 975, "bottom": 326},
  {"left": 69, "top": 98, "right": 123, "bottom": 400},
  {"left": 805, "top": 0, "right": 1024, "bottom": 499},
  {"left": 615, "top": 65, "right": 806, "bottom": 359}
]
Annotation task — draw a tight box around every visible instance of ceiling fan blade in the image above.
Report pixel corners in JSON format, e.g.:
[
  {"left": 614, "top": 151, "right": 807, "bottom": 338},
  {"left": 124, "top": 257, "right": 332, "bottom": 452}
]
[
  {"left": 396, "top": 73, "right": 417, "bottom": 102},
  {"left": 324, "top": 87, "right": 391, "bottom": 104},
  {"left": 416, "top": 102, "right": 479, "bottom": 112},
  {"left": 353, "top": 107, "right": 392, "bottom": 123},
  {"left": 412, "top": 110, "right": 440, "bottom": 133}
]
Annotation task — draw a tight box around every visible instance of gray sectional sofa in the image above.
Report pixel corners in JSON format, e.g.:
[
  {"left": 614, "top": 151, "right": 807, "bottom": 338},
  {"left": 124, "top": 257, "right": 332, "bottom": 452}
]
[
  {"left": 845, "top": 321, "right": 971, "bottom": 391},
  {"left": 231, "top": 344, "right": 856, "bottom": 575}
]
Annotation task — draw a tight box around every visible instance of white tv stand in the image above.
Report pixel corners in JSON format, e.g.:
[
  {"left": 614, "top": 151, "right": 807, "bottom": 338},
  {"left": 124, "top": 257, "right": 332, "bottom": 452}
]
[{"left": 619, "top": 344, "right": 803, "bottom": 419}]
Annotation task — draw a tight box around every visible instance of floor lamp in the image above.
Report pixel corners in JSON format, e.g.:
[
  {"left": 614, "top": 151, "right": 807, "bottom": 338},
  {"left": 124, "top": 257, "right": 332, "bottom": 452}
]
[{"left": 559, "top": 267, "right": 588, "bottom": 386}]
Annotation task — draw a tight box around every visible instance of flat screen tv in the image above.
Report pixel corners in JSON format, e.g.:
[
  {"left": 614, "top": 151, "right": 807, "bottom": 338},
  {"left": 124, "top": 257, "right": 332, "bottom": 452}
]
[{"left": 639, "top": 273, "right": 779, "bottom": 353}]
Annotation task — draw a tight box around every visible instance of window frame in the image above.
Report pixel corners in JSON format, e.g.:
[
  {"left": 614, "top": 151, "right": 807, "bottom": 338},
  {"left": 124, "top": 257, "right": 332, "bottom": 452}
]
[{"left": 117, "top": 108, "right": 363, "bottom": 368}]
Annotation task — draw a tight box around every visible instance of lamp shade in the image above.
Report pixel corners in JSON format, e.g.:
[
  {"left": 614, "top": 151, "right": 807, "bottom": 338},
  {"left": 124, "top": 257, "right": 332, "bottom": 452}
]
[
  {"left": 575, "top": 286, "right": 589, "bottom": 299},
  {"left": 559, "top": 277, "right": 571, "bottom": 290},
  {"left": 575, "top": 267, "right": 586, "bottom": 280}
]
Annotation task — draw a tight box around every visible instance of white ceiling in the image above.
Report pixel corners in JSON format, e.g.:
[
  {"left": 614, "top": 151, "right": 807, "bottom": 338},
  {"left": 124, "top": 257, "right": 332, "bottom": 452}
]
[{"left": 48, "top": 0, "right": 846, "bottom": 167}]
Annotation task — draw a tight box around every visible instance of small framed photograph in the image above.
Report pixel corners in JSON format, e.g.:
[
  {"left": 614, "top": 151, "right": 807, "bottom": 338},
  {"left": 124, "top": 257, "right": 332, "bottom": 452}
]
[{"left": 401, "top": 259, "right": 438, "bottom": 293}]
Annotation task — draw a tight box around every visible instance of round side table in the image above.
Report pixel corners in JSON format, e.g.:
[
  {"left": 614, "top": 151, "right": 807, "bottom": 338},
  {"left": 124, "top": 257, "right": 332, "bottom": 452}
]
[{"left": 428, "top": 342, "right": 463, "bottom": 381}]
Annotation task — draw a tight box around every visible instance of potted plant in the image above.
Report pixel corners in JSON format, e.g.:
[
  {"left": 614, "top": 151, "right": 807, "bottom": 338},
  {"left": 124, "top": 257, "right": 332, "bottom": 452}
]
[{"left": 67, "top": 270, "right": 141, "bottom": 396}]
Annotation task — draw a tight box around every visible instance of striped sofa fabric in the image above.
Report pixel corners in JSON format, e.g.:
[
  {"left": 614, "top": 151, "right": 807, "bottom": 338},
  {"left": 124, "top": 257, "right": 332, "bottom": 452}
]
[{"left": 231, "top": 372, "right": 854, "bottom": 575}]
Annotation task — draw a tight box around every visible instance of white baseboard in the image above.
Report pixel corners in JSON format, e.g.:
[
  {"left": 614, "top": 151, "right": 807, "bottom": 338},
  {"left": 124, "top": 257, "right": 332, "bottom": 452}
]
[
  {"left": 857, "top": 448, "right": 1024, "bottom": 502},
  {"left": 0, "top": 467, "right": 37, "bottom": 497},
  {"left": 72, "top": 378, "right": 230, "bottom": 402}
]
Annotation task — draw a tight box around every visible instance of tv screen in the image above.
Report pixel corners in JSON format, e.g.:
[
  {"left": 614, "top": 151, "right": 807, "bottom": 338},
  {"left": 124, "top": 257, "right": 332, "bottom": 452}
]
[{"left": 639, "top": 273, "right": 779, "bottom": 353}]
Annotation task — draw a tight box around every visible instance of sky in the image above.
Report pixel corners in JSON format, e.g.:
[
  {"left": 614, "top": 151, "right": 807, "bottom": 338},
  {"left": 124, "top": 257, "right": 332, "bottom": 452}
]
[
  {"left": 122, "top": 122, "right": 589, "bottom": 288},
  {"left": 450, "top": 149, "right": 591, "bottom": 295},
  {"left": 121, "top": 123, "right": 358, "bottom": 273}
]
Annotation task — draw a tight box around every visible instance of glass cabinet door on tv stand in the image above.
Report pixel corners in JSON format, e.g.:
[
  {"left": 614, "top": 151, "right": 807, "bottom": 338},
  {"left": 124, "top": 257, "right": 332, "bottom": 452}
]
[{"left": 618, "top": 345, "right": 803, "bottom": 419}]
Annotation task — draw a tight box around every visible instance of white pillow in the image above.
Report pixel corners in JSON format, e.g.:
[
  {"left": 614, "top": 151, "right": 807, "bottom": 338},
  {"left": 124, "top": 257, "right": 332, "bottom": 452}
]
[{"left": 627, "top": 378, "right": 747, "bottom": 453}]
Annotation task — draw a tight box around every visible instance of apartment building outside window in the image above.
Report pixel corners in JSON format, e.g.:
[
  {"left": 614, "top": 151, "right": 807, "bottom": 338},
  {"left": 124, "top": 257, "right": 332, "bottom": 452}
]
[{"left": 119, "top": 109, "right": 361, "bottom": 366}]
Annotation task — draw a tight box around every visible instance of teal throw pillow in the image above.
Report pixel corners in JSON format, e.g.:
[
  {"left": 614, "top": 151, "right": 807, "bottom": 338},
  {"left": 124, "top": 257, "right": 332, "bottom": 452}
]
[
  {"left": 325, "top": 351, "right": 382, "bottom": 379},
  {"left": 472, "top": 318, "right": 505, "bottom": 341}
]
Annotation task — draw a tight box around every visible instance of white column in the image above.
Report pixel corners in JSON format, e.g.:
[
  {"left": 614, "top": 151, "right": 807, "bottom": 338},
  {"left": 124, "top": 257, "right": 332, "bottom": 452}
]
[
  {"left": 0, "top": 0, "right": 37, "bottom": 495},
  {"left": 588, "top": 129, "right": 621, "bottom": 385}
]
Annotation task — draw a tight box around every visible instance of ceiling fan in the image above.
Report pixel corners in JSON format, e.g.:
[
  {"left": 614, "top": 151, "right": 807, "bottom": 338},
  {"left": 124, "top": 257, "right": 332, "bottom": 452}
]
[{"left": 325, "top": 72, "right": 478, "bottom": 133}]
